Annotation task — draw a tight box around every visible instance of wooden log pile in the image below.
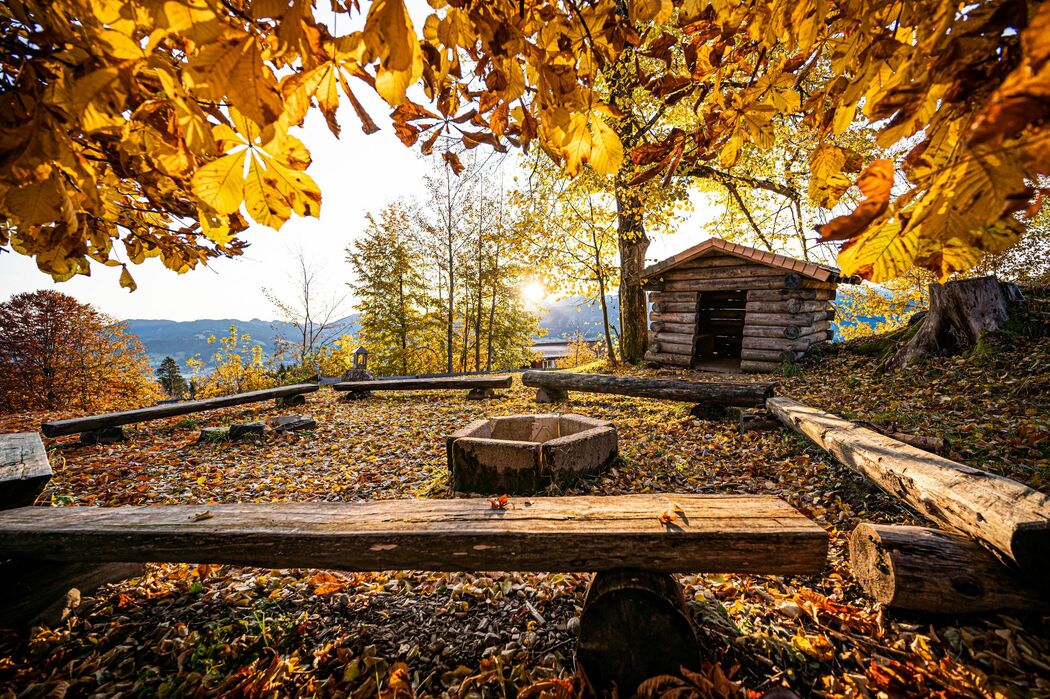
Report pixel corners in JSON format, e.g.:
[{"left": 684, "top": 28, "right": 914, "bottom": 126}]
[{"left": 739, "top": 290, "right": 835, "bottom": 372}]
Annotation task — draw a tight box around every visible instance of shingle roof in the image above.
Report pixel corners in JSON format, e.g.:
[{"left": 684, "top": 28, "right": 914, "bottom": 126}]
[{"left": 640, "top": 238, "right": 854, "bottom": 283}]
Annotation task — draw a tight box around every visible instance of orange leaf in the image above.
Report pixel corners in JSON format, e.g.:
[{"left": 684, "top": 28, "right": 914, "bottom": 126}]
[{"left": 816, "top": 159, "right": 894, "bottom": 242}]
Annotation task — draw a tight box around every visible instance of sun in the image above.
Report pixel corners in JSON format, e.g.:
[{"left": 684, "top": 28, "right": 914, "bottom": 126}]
[{"left": 521, "top": 280, "right": 546, "bottom": 307}]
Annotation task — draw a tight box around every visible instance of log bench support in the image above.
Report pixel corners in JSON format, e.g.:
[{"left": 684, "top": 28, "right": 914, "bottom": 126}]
[
  {"left": 535, "top": 387, "right": 569, "bottom": 403},
  {"left": 577, "top": 569, "right": 701, "bottom": 693},
  {"left": 465, "top": 388, "right": 497, "bottom": 400},
  {"left": 275, "top": 394, "right": 307, "bottom": 408},
  {"left": 0, "top": 432, "right": 143, "bottom": 628},
  {"left": 79, "top": 426, "right": 127, "bottom": 445}
]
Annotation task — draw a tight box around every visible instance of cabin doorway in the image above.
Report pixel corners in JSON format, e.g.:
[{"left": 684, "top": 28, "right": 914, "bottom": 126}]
[{"left": 693, "top": 290, "right": 746, "bottom": 372}]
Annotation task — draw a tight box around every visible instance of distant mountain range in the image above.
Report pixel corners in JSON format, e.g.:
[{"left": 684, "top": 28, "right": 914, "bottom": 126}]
[{"left": 126, "top": 295, "right": 621, "bottom": 369}]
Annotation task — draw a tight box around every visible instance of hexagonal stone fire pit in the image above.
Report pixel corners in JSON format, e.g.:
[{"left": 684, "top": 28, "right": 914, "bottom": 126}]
[{"left": 447, "top": 413, "right": 617, "bottom": 494}]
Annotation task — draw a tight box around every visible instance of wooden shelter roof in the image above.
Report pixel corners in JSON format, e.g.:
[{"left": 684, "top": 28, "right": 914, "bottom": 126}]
[{"left": 641, "top": 238, "right": 853, "bottom": 283}]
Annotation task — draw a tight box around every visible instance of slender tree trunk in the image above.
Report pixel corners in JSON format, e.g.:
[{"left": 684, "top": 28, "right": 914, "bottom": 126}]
[
  {"left": 592, "top": 229, "right": 617, "bottom": 364},
  {"left": 606, "top": 15, "right": 648, "bottom": 364},
  {"left": 446, "top": 242, "right": 454, "bottom": 374},
  {"left": 460, "top": 284, "right": 471, "bottom": 373},
  {"left": 398, "top": 274, "right": 408, "bottom": 376},
  {"left": 486, "top": 250, "right": 499, "bottom": 372},
  {"left": 475, "top": 241, "right": 483, "bottom": 372}
]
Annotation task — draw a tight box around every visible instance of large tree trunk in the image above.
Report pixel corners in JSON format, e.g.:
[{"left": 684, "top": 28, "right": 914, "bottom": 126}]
[
  {"left": 885, "top": 276, "right": 1024, "bottom": 370},
  {"left": 616, "top": 185, "right": 649, "bottom": 364}
]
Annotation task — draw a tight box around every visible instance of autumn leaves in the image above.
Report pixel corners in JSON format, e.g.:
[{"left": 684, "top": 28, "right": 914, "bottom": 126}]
[{"left": 2, "top": 0, "right": 1048, "bottom": 290}]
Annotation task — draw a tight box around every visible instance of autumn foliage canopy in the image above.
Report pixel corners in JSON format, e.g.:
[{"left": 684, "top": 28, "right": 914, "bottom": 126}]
[{"left": 0, "top": 0, "right": 1046, "bottom": 286}]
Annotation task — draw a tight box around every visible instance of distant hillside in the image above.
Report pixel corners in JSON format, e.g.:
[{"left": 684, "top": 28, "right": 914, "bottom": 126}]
[
  {"left": 127, "top": 296, "right": 619, "bottom": 369},
  {"left": 537, "top": 295, "right": 620, "bottom": 341},
  {"left": 126, "top": 317, "right": 359, "bottom": 370}
]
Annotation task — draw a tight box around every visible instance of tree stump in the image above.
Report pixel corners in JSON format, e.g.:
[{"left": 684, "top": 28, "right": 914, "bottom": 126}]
[
  {"left": 576, "top": 569, "right": 701, "bottom": 695},
  {"left": 884, "top": 276, "right": 1024, "bottom": 370},
  {"left": 339, "top": 390, "right": 371, "bottom": 401},
  {"left": 535, "top": 387, "right": 568, "bottom": 403},
  {"left": 738, "top": 410, "right": 781, "bottom": 434},
  {"left": 267, "top": 415, "right": 317, "bottom": 432}
]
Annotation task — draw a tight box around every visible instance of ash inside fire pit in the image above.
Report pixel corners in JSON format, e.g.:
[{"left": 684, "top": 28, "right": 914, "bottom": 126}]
[{"left": 446, "top": 414, "right": 618, "bottom": 494}]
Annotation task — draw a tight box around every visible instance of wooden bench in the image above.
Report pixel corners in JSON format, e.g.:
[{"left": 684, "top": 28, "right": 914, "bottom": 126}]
[
  {"left": 0, "top": 491, "right": 826, "bottom": 692},
  {"left": 40, "top": 383, "right": 320, "bottom": 442},
  {"left": 521, "top": 370, "right": 774, "bottom": 419},
  {"left": 333, "top": 375, "right": 513, "bottom": 400}
]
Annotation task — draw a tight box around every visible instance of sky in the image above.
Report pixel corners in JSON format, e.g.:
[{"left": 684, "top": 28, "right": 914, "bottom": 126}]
[{"left": 0, "top": 29, "right": 720, "bottom": 323}]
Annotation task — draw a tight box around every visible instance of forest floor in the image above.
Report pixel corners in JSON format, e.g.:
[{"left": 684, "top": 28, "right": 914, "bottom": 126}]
[{"left": 0, "top": 291, "right": 1048, "bottom": 698}]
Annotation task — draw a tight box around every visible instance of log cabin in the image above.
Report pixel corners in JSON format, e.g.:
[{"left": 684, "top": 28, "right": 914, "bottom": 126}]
[{"left": 640, "top": 238, "right": 859, "bottom": 373}]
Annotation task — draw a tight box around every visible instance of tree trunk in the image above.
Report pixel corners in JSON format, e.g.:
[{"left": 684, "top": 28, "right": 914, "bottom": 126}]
[
  {"left": 849, "top": 523, "right": 1050, "bottom": 614},
  {"left": 616, "top": 186, "right": 649, "bottom": 364},
  {"left": 767, "top": 397, "right": 1050, "bottom": 578},
  {"left": 885, "top": 276, "right": 1024, "bottom": 371},
  {"left": 594, "top": 233, "right": 617, "bottom": 364}
]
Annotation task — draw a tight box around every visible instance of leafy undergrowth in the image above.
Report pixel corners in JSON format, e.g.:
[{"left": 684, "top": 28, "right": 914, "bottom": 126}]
[{"left": 1, "top": 298, "right": 1048, "bottom": 697}]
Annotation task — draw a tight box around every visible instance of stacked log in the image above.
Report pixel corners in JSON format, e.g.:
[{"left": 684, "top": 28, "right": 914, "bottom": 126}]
[
  {"left": 738, "top": 288, "right": 836, "bottom": 371},
  {"left": 648, "top": 291, "right": 699, "bottom": 366}
]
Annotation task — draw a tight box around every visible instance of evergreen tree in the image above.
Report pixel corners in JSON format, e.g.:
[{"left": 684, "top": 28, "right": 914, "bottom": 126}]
[
  {"left": 347, "top": 203, "right": 433, "bottom": 376},
  {"left": 155, "top": 356, "right": 188, "bottom": 398}
]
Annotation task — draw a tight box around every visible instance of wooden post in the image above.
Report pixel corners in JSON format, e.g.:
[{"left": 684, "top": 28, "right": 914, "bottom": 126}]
[
  {"left": 1, "top": 433, "right": 52, "bottom": 509},
  {"left": 576, "top": 569, "right": 701, "bottom": 696},
  {"left": 535, "top": 387, "right": 569, "bottom": 403},
  {"left": 849, "top": 523, "right": 1050, "bottom": 614},
  {"left": 0, "top": 432, "right": 142, "bottom": 628},
  {"left": 768, "top": 397, "right": 1050, "bottom": 578}
]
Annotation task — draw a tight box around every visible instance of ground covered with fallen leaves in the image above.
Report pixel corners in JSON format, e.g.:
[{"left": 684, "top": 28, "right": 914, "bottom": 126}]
[{"left": 1, "top": 291, "right": 1048, "bottom": 698}]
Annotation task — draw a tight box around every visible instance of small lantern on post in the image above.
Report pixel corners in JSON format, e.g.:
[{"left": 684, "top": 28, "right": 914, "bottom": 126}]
[
  {"left": 340, "top": 347, "right": 374, "bottom": 393},
  {"left": 353, "top": 347, "right": 368, "bottom": 371}
]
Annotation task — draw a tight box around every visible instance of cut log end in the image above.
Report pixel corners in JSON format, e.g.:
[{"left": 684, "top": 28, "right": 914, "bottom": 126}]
[
  {"left": 849, "top": 523, "right": 1050, "bottom": 614},
  {"left": 576, "top": 569, "right": 701, "bottom": 696},
  {"left": 1012, "top": 524, "right": 1050, "bottom": 580}
]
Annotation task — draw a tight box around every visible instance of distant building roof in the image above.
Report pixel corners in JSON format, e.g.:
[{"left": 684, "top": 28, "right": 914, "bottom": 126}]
[
  {"left": 641, "top": 237, "right": 857, "bottom": 283},
  {"left": 531, "top": 338, "right": 602, "bottom": 359}
]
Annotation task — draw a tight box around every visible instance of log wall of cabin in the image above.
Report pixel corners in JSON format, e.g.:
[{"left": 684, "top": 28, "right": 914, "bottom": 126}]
[{"left": 644, "top": 254, "right": 840, "bottom": 372}]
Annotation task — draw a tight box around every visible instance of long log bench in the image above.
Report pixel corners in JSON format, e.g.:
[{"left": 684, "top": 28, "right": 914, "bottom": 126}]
[
  {"left": 333, "top": 375, "right": 513, "bottom": 400},
  {"left": 521, "top": 370, "right": 774, "bottom": 418},
  {"left": 0, "top": 492, "right": 826, "bottom": 692},
  {"left": 40, "top": 383, "right": 321, "bottom": 442}
]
